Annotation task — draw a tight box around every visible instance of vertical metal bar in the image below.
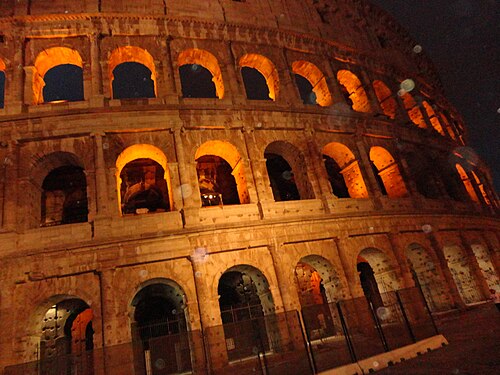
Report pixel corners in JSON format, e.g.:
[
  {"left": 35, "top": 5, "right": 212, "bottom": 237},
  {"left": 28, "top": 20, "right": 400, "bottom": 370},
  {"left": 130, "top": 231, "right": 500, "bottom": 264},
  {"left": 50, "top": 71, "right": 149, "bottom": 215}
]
[
  {"left": 336, "top": 301, "right": 357, "bottom": 363},
  {"left": 396, "top": 290, "right": 416, "bottom": 343},
  {"left": 298, "top": 309, "right": 317, "bottom": 374},
  {"left": 368, "top": 300, "right": 389, "bottom": 352}
]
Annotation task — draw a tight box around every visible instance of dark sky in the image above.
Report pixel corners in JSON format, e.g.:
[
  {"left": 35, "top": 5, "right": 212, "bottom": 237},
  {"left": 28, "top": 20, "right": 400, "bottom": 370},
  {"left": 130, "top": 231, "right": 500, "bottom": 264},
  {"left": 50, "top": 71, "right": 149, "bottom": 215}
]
[{"left": 370, "top": 0, "right": 499, "bottom": 190}]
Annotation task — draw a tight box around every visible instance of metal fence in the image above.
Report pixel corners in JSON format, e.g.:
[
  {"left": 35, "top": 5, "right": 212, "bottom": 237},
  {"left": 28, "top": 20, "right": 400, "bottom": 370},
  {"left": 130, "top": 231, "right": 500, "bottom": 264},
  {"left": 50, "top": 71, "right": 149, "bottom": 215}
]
[{"left": 3, "top": 287, "right": 437, "bottom": 375}]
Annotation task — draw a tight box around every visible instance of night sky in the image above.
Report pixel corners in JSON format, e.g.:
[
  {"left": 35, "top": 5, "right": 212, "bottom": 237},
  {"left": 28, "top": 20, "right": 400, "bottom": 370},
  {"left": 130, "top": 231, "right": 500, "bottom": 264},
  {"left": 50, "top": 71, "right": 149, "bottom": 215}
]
[{"left": 370, "top": 0, "right": 499, "bottom": 190}]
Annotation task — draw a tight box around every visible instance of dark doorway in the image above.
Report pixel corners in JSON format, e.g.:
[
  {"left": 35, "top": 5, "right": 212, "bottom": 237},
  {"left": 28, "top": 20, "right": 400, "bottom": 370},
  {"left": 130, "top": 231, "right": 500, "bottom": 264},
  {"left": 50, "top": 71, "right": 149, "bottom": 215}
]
[
  {"left": 370, "top": 160, "right": 388, "bottom": 195},
  {"left": 196, "top": 155, "right": 240, "bottom": 206},
  {"left": 265, "top": 153, "right": 300, "bottom": 201},
  {"left": 179, "top": 64, "right": 217, "bottom": 98},
  {"left": 294, "top": 74, "right": 317, "bottom": 105},
  {"left": 357, "top": 261, "right": 384, "bottom": 310},
  {"left": 323, "top": 155, "right": 350, "bottom": 198},
  {"left": 112, "top": 62, "right": 155, "bottom": 99},
  {"left": 43, "top": 64, "right": 84, "bottom": 103},
  {"left": 0, "top": 71, "right": 5, "bottom": 108},
  {"left": 241, "top": 67, "right": 271, "bottom": 100}
]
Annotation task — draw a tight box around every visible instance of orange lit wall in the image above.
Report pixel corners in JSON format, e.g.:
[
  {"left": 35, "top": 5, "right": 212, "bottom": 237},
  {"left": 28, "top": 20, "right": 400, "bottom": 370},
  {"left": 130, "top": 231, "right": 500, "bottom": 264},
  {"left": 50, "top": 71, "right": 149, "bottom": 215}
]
[
  {"left": 401, "top": 92, "right": 427, "bottom": 129},
  {"left": 369, "top": 146, "right": 408, "bottom": 198},
  {"left": 337, "top": 70, "right": 371, "bottom": 113},
  {"left": 239, "top": 54, "right": 280, "bottom": 101},
  {"left": 292, "top": 61, "right": 332, "bottom": 106},
  {"left": 372, "top": 80, "right": 397, "bottom": 119}
]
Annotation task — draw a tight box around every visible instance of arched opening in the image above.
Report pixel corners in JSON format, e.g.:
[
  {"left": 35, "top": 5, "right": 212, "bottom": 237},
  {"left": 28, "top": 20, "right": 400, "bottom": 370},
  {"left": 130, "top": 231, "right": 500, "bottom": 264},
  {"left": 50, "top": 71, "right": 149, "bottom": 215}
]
[
  {"left": 112, "top": 62, "right": 155, "bottom": 99},
  {"left": 195, "top": 140, "right": 250, "bottom": 206},
  {"left": 471, "top": 171, "right": 492, "bottom": 206},
  {"left": 41, "top": 165, "right": 88, "bottom": 226},
  {"left": 33, "top": 47, "right": 84, "bottom": 104},
  {"left": 400, "top": 91, "right": 426, "bottom": 128},
  {"left": 357, "top": 248, "right": 401, "bottom": 310},
  {"left": 178, "top": 49, "right": 224, "bottom": 99},
  {"left": 292, "top": 61, "right": 332, "bottom": 106},
  {"left": 443, "top": 245, "right": 483, "bottom": 304},
  {"left": 264, "top": 141, "right": 314, "bottom": 202},
  {"left": 369, "top": 147, "right": 408, "bottom": 198},
  {"left": 470, "top": 244, "right": 499, "bottom": 292},
  {"left": 218, "top": 265, "right": 275, "bottom": 361},
  {"left": 438, "top": 113, "right": 458, "bottom": 140},
  {"left": 108, "top": 46, "right": 157, "bottom": 99},
  {"left": 39, "top": 298, "right": 93, "bottom": 375},
  {"left": 131, "top": 281, "right": 191, "bottom": 374},
  {"left": 422, "top": 101, "right": 445, "bottom": 135},
  {"left": 405, "top": 243, "right": 452, "bottom": 312},
  {"left": 322, "top": 142, "right": 368, "bottom": 198},
  {"left": 119, "top": 159, "right": 170, "bottom": 215},
  {"left": 405, "top": 152, "right": 442, "bottom": 199},
  {"left": 336, "top": 70, "right": 371, "bottom": 113},
  {"left": 456, "top": 164, "right": 479, "bottom": 203},
  {"left": 294, "top": 255, "right": 343, "bottom": 339},
  {"left": 0, "top": 58, "right": 5, "bottom": 108},
  {"left": 437, "top": 160, "right": 467, "bottom": 201},
  {"left": 372, "top": 80, "right": 397, "bottom": 119},
  {"left": 239, "top": 54, "right": 279, "bottom": 101},
  {"left": 116, "top": 144, "right": 172, "bottom": 215}
]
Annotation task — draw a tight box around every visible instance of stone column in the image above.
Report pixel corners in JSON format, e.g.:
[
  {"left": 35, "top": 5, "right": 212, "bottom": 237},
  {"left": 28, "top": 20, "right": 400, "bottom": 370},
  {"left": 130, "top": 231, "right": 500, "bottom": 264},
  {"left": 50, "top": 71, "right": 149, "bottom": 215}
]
[
  {"left": 240, "top": 128, "right": 260, "bottom": 204},
  {"left": 92, "top": 133, "right": 110, "bottom": 217},
  {"left": 481, "top": 231, "right": 500, "bottom": 279},
  {"left": 354, "top": 139, "right": 383, "bottom": 203},
  {"left": 459, "top": 234, "right": 492, "bottom": 299},
  {"left": 359, "top": 70, "right": 382, "bottom": 114},
  {"left": 268, "top": 243, "right": 301, "bottom": 312},
  {"left": 23, "top": 66, "right": 38, "bottom": 105},
  {"left": 427, "top": 233, "right": 466, "bottom": 308},
  {"left": 333, "top": 237, "right": 363, "bottom": 298},
  {"left": 89, "top": 33, "right": 104, "bottom": 105},
  {"left": 387, "top": 232, "right": 415, "bottom": 288},
  {"left": 157, "top": 36, "right": 178, "bottom": 103},
  {"left": 0, "top": 142, "right": 18, "bottom": 231}
]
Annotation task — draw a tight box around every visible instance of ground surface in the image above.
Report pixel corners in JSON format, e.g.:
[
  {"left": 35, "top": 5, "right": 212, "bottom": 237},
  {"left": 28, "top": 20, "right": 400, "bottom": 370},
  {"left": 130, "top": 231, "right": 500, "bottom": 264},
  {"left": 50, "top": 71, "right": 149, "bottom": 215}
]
[{"left": 378, "top": 302, "right": 500, "bottom": 374}]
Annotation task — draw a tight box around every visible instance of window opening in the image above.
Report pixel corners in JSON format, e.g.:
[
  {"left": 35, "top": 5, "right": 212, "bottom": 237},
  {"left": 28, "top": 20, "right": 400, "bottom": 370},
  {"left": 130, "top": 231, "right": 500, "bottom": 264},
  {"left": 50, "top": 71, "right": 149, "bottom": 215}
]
[
  {"left": 265, "top": 153, "right": 300, "bottom": 201},
  {"left": 323, "top": 155, "right": 350, "bottom": 198},
  {"left": 43, "top": 64, "right": 84, "bottom": 103},
  {"left": 241, "top": 66, "right": 272, "bottom": 100},
  {"left": 295, "top": 74, "right": 317, "bottom": 105},
  {"left": 179, "top": 64, "right": 217, "bottom": 98},
  {"left": 196, "top": 155, "right": 240, "bottom": 207},
  {"left": 112, "top": 62, "right": 155, "bottom": 99}
]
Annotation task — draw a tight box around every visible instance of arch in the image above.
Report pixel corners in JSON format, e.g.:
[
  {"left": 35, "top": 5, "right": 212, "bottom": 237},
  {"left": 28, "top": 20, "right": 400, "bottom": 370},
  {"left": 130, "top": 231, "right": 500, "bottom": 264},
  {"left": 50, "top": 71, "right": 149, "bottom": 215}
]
[
  {"left": 218, "top": 264, "right": 276, "bottom": 361},
  {"left": 322, "top": 142, "right": 368, "bottom": 198},
  {"left": 438, "top": 113, "right": 457, "bottom": 140},
  {"left": 470, "top": 244, "right": 499, "bottom": 291},
  {"left": 405, "top": 243, "right": 452, "bottom": 312},
  {"left": 442, "top": 245, "right": 483, "bottom": 304},
  {"left": 239, "top": 53, "right": 279, "bottom": 101},
  {"left": 178, "top": 48, "right": 224, "bottom": 99},
  {"left": 108, "top": 46, "right": 157, "bottom": 98},
  {"left": 405, "top": 152, "right": 442, "bottom": 199},
  {"left": 130, "top": 279, "right": 192, "bottom": 374},
  {"left": 264, "top": 141, "right": 314, "bottom": 201},
  {"left": 336, "top": 70, "right": 371, "bottom": 113},
  {"left": 422, "top": 101, "right": 445, "bottom": 135},
  {"left": 357, "top": 248, "right": 402, "bottom": 307},
  {"left": 400, "top": 91, "right": 427, "bottom": 128},
  {"left": 33, "top": 47, "right": 84, "bottom": 104},
  {"left": 456, "top": 163, "right": 479, "bottom": 203},
  {"left": 369, "top": 146, "right": 408, "bottom": 198},
  {"left": 0, "top": 58, "right": 5, "bottom": 109},
  {"left": 471, "top": 171, "right": 492, "bottom": 205},
  {"left": 372, "top": 80, "right": 397, "bottom": 119},
  {"left": 292, "top": 61, "right": 332, "bottom": 106},
  {"left": 115, "top": 144, "right": 172, "bottom": 214},
  {"left": 195, "top": 140, "right": 249, "bottom": 205}
]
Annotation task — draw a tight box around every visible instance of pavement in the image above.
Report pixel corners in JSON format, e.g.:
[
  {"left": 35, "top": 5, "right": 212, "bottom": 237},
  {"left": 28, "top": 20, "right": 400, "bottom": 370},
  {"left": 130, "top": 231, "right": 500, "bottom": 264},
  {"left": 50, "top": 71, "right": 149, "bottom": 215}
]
[{"left": 378, "top": 302, "right": 500, "bottom": 374}]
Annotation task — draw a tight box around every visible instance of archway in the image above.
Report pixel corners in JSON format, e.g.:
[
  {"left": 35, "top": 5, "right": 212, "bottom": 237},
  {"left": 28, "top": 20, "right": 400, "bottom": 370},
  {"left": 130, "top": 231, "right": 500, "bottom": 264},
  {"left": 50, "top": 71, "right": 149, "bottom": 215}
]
[
  {"left": 292, "top": 61, "right": 332, "bottom": 106},
  {"left": 422, "top": 101, "right": 445, "bottom": 135},
  {"left": 294, "top": 255, "right": 343, "bottom": 339},
  {"left": 369, "top": 147, "right": 408, "bottom": 198},
  {"left": 195, "top": 140, "right": 250, "bottom": 206},
  {"left": 357, "top": 248, "right": 402, "bottom": 309},
  {"left": 322, "top": 142, "right": 368, "bottom": 198},
  {"left": 218, "top": 265, "right": 275, "bottom": 361},
  {"left": 372, "top": 80, "right": 397, "bottom": 119},
  {"left": 400, "top": 91, "right": 426, "bottom": 129},
  {"left": 471, "top": 171, "right": 492, "bottom": 206},
  {"left": 131, "top": 280, "right": 191, "bottom": 375},
  {"left": 239, "top": 54, "right": 279, "bottom": 101},
  {"left": 264, "top": 141, "right": 314, "bottom": 201},
  {"left": 178, "top": 49, "right": 224, "bottom": 99},
  {"left": 0, "top": 58, "right": 5, "bottom": 108},
  {"left": 39, "top": 298, "right": 94, "bottom": 375},
  {"left": 405, "top": 243, "right": 452, "bottom": 312},
  {"left": 456, "top": 164, "right": 479, "bottom": 203},
  {"left": 108, "top": 46, "right": 157, "bottom": 99},
  {"left": 33, "top": 47, "right": 84, "bottom": 104},
  {"left": 336, "top": 70, "right": 371, "bottom": 113},
  {"left": 443, "top": 245, "right": 483, "bottom": 305},
  {"left": 471, "top": 244, "right": 499, "bottom": 292},
  {"left": 41, "top": 165, "right": 89, "bottom": 226},
  {"left": 405, "top": 152, "right": 442, "bottom": 199},
  {"left": 115, "top": 144, "right": 172, "bottom": 215}
]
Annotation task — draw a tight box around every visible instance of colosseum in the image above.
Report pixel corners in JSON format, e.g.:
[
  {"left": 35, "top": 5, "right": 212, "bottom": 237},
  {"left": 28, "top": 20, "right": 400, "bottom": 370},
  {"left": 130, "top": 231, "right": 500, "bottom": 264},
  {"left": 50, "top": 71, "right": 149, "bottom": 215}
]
[{"left": 0, "top": 1, "right": 498, "bottom": 374}]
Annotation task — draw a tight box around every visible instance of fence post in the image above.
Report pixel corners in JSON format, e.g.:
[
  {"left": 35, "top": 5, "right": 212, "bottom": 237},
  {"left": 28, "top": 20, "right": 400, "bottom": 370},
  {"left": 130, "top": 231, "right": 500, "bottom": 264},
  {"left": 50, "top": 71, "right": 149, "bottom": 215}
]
[
  {"left": 368, "top": 300, "right": 389, "bottom": 352},
  {"left": 297, "top": 309, "right": 317, "bottom": 374},
  {"left": 396, "top": 290, "right": 417, "bottom": 343},
  {"left": 335, "top": 302, "right": 357, "bottom": 363}
]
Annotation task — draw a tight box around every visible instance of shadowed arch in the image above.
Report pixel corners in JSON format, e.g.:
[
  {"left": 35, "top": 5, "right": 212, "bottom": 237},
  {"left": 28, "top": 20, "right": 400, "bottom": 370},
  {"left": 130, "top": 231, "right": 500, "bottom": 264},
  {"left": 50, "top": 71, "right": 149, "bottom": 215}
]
[
  {"left": 292, "top": 61, "right": 332, "bottom": 106},
  {"left": 337, "top": 70, "right": 371, "bottom": 113},
  {"left": 369, "top": 146, "right": 408, "bottom": 198},
  {"left": 239, "top": 53, "right": 280, "bottom": 101}
]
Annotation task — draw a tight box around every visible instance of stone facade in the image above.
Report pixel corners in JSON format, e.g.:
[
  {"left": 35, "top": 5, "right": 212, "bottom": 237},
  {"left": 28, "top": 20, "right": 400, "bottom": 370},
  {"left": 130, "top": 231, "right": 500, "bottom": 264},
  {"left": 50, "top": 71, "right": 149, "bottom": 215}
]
[{"left": 0, "top": 0, "right": 499, "bottom": 374}]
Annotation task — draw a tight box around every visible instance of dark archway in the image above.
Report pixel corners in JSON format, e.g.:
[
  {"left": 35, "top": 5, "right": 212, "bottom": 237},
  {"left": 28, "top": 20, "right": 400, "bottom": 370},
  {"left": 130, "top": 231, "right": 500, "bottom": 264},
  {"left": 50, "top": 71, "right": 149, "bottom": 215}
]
[
  {"left": 196, "top": 155, "right": 240, "bottom": 206},
  {"left": 43, "top": 64, "right": 84, "bottom": 103},
  {"left": 265, "top": 153, "right": 300, "bottom": 201},
  {"left": 323, "top": 155, "right": 350, "bottom": 198},
  {"left": 357, "top": 261, "right": 384, "bottom": 310},
  {"left": 112, "top": 62, "right": 155, "bottom": 99},
  {"left": 41, "top": 165, "right": 88, "bottom": 226},
  {"left": 294, "top": 74, "right": 317, "bottom": 105},
  {"left": 0, "top": 70, "right": 5, "bottom": 108},
  {"left": 120, "top": 158, "right": 170, "bottom": 215},
  {"left": 241, "top": 67, "right": 271, "bottom": 100},
  {"left": 179, "top": 64, "right": 217, "bottom": 98}
]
